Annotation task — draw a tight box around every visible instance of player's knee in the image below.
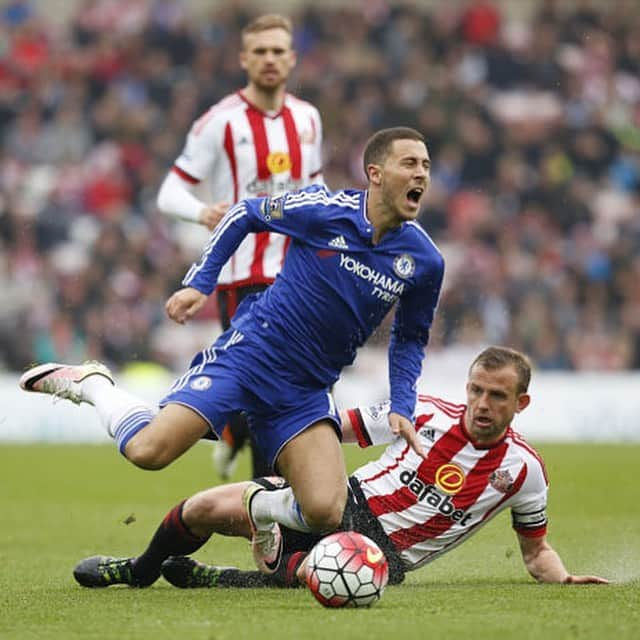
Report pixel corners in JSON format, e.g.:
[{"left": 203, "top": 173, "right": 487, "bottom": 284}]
[
  {"left": 302, "top": 487, "right": 347, "bottom": 533},
  {"left": 124, "top": 437, "right": 172, "bottom": 470},
  {"left": 182, "top": 493, "right": 215, "bottom": 537},
  {"left": 304, "top": 503, "right": 344, "bottom": 533}
]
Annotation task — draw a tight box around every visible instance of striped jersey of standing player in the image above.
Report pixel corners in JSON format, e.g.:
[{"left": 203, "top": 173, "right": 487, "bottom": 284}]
[
  {"left": 169, "top": 90, "right": 322, "bottom": 288},
  {"left": 156, "top": 14, "right": 323, "bottom": 292}
]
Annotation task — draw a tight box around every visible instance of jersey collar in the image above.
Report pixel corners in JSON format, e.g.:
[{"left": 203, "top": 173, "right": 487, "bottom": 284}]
[
  {"left": 237, "top": 90, "right": 286, "bottom": 119},
  {"left": 359, "top": 190, "right": 407, "bottom": 246},
  {"left": 359, "top": 190, "right": 375, "bottom": 242}
]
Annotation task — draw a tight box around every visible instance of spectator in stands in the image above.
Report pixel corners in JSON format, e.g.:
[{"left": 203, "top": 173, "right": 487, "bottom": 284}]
[{"left": 1, "top": 0, "right": 639, "bottom": 374}]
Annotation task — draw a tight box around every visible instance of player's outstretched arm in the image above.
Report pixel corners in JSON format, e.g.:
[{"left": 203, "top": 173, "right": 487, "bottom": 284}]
[
  {"left": 517, "top": 533, "right": 608, "bottom": 584},
  {"left": 166, "top": 287, "right": 208, "bottom": 324}
]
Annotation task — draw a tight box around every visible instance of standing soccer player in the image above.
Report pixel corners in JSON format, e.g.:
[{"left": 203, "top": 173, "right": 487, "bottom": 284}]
[
  {"left": 20, "top": 127, "right": 444, "bottom": 576},
  {"left": 156, "top": 14, "right": 324, "bottom": 479}
]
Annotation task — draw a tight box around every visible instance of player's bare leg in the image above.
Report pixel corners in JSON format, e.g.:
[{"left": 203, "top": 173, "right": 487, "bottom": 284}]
[
  {"left": 276, "top": 421, "right": 348, "bottom": 532},
  {"left": 181, "top": 482, "right": 253, "bottom": 538},
  {"left": 123, "top": 404, "right": 209, "bottom": 469},
  {"left": 242, "top": 421, "right": 346, "bottom": 573},
  {"left": 19, "top": 361, "right": 209, "bottom": 469},
  {"left": 162, "top": 481, "right": 308, "bottom": 588},
  {"left": 246, "top": 420, "right": 348, "bottom": 532},
  {"left": 73, "top": 484, "right": 249, "bottom": 589}
]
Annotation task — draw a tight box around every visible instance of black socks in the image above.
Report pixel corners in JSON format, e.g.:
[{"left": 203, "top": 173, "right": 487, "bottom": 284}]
[{"left": 131, "top": 500, "right": 211, "bottom": 586}]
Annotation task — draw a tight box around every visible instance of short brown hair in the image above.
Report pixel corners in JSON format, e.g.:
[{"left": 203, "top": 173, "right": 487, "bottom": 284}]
[
  {"left": 470, "top": 346, "right": 532, "bottom": 394},
  {"left": 363, "top": 127, "right": 426, "bottom": 178},
  {"left": 242, "top": 14, "right": 293, "bottom": 44}
]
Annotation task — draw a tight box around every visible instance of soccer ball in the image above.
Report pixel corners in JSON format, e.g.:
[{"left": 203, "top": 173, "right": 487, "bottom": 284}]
[{"left": 305, "top": 531, "right": 389, "bottom": 608}]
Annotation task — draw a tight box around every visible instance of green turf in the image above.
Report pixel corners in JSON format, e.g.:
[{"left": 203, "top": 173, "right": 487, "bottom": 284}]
[{"left": 1, "top": 443, "right": 638, "bottom": 639}]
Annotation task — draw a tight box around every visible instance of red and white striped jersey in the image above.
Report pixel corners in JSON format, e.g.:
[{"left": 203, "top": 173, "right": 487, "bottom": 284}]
[
  {"left": 173, "top": 91, "right": 323, "bottom": 288},
  {"left": 350, "top": 395, "right": 548, "bottom": 571}
]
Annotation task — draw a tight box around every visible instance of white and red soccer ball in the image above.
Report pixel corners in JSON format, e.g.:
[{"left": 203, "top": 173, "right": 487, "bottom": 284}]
[{"left": 305, "top": 531, "right": 389, "bottom": 608}]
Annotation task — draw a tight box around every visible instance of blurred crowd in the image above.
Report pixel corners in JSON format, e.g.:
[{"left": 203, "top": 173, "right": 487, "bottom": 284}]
[{"left": 1, "top": 0, "right": 639, "bottom": 373}]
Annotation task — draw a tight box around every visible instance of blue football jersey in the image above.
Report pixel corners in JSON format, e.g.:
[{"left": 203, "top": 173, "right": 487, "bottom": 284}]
[{"left": 183, "top": 185, "right": 444, "bottom": 420}]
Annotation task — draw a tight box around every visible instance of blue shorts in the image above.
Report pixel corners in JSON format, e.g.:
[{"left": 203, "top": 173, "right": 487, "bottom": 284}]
[{"left": 159, "top": 327, "right": 340, "bottom": 468}]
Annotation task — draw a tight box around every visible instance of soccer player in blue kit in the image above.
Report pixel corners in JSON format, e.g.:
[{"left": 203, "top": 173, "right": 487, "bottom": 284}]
[{"left": 20, "top": 127, "right": 444, "bottom": 575}]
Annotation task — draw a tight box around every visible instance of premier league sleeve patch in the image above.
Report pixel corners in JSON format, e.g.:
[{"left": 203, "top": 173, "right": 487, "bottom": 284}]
[
  {"left": 393, "top": 254, "right": 415, "bottom": 279},
  {"left": 260, "top": 196, "right": 285, "bottom": 222}
]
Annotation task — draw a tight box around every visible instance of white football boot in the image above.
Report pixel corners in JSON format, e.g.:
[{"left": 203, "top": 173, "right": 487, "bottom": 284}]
[
  {"left": 19, "top": 361, "right": 114, "bottom": 405},
  {"left": 242, "top": 482, "right": 283, "bottom": 574}
]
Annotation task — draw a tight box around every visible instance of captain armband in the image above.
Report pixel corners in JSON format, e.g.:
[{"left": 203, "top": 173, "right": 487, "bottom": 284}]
[{"left": 511, "top": 507, "right": 548, "bottom": 535}]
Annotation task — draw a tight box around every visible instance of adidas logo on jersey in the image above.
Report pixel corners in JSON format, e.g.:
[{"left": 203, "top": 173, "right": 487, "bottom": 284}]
[
  {"left": 419, "top": 427, "right": 436, "bottom": 441},
  {"left": 329, "top": 235, "right": 349, "bottom": 250}
]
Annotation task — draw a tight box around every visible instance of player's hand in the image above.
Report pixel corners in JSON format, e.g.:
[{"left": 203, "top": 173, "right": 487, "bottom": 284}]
[
  {"left": 199, "top": 202, "right": 230, "bottom": 230},
  {"left": 165, "top": 287, "right": 208, "bottom": 324},
  {"left": 564, "top": 575, "right": 609, "bottom": 584},
  {"left": 389, "top": 412, "right": 425, "bottom": 458}
]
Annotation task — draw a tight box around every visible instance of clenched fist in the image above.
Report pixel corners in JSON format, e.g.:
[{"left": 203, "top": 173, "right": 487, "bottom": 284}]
[{"left": 166, "top": 287, "right": 208, "bottom": 324}]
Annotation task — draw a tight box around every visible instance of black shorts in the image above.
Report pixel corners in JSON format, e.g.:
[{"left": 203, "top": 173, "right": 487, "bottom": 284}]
[
  {"left": 217, "top": 284, "right": 270, "bottom": 330},
  {"left": 255, "top": 476, "right": 406, "bottom": 585}
]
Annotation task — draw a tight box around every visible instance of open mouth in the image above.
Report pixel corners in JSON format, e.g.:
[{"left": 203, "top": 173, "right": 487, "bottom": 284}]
[{"left": 406, "top": 188, "right": 424, "bottom": 206}]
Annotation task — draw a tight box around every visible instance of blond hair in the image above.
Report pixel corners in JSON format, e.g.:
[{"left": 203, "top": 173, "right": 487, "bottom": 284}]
[{"left": 242, "top": 14, "right": 293, "bottom": 46}]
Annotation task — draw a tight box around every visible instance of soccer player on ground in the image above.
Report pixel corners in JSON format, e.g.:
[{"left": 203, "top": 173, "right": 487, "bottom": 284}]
[
  {"left": 70, "top": 346, "right": 608, "bottom": 589},
  {"left": 156, "top": 14, "right": 324, "bottom": 480},
  {"left": 20, "top": 126, "right": 444, "bottom": 576}
]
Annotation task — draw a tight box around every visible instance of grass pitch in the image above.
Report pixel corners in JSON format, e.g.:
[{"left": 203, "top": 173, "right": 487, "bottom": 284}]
[{"left": 1, "top": 442, "right": 638, "bottom": 640}]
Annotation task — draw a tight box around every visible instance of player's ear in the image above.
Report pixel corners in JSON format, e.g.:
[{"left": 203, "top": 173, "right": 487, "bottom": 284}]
[
  {"left": 240, "top": 50, "right": 248, "bottom": 70},
  {"left": 367, "top": 164, "right": 382, "bottom": 185},
  {"left": 515, "top": 393, "right": 530, "bottom": 413}
]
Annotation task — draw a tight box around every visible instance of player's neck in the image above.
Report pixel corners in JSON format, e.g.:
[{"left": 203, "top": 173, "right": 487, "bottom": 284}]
[
  {"left": 366, "top": 190, "right": 401, "bottom": 245},
  {"left": 242, "top": 85, "right": 286, "bottom": 114}
]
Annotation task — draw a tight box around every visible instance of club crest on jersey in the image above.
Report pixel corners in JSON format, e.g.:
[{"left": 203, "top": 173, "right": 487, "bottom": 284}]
[
  {"left": 190, "top": 376, "right": 212, "bottom": 391},
  {"left": 393, "top": 254, "right": 415, "bottom": 279},
  {"left": 489, "top": 469, "right": 514, "bottom": 493},
  {"left": 266, "top": 151, "right": 292, "bottom": 174},
  {"left": 260, "top": 196, "right": 284, "bottom": 222}
]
